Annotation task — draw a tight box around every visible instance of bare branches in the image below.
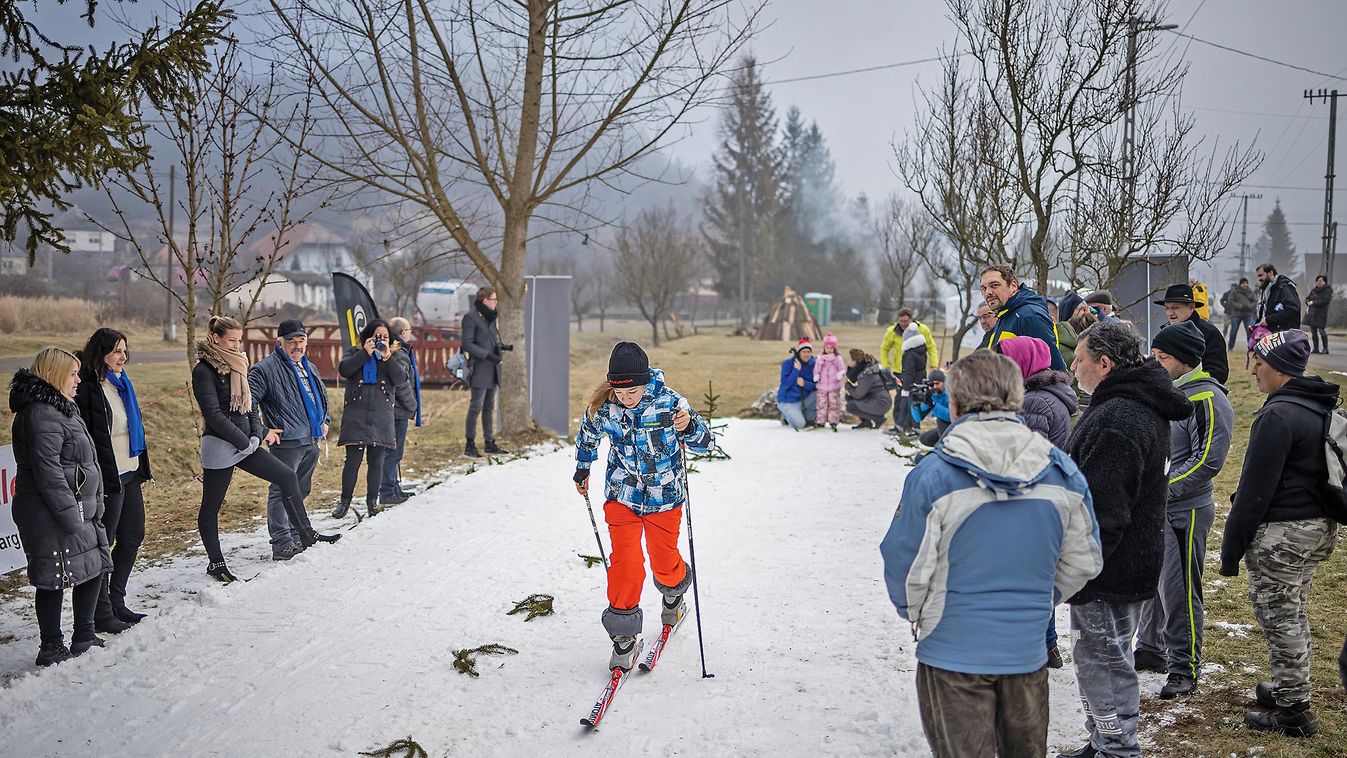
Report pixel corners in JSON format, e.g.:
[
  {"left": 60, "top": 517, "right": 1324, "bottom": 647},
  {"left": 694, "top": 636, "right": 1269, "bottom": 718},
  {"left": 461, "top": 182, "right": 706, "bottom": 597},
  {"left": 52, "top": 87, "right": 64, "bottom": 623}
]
[{"left": 613, "top": 206, "right": 700, "bottom": 346}]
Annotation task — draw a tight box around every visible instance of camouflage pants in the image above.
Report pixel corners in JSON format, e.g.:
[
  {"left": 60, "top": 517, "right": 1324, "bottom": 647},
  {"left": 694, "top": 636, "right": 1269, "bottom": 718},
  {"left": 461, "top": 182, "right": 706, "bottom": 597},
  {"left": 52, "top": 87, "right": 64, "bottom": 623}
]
[{"left": 1245, "top": 518, "right": 1338, "bottom": 707}]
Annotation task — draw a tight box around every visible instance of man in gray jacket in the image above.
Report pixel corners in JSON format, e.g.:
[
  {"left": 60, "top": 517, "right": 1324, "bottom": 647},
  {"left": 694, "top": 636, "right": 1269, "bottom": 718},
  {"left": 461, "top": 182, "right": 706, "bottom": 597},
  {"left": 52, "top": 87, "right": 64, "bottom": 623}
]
[
  {"left": 1135, "top": 320, "right": 1234, "bottom": 699},
  {"left": 248, "top": 319, "right": 337, "bottom": 560}
]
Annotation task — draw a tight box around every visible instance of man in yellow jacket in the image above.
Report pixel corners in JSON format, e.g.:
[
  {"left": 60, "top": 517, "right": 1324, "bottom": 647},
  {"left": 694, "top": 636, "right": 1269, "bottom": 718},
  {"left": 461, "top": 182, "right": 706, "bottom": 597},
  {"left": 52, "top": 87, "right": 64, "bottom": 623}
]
[
  {"left": 881, "top": 309, "right": 939, "bottom": 372},
  {"left": 1190, "top": 279, "right": 1210, "bottom": 320}
]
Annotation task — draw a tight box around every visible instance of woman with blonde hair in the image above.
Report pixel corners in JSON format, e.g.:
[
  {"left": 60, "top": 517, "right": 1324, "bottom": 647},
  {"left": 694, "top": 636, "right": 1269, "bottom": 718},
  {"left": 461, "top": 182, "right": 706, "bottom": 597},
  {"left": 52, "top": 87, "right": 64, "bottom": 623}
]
[
  {"left": 9, "top": 346, "right": 112, "bottom": 666},
  {"left": 193, "top": 316, "right": 337, "bottom": 584}
]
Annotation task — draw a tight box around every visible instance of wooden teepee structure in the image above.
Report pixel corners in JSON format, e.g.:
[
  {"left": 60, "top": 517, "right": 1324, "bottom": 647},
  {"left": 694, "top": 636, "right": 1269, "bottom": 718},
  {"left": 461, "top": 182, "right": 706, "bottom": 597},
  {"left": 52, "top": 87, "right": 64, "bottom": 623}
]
[{"left": 755, "top": 286, "right": 822, "bottom": 342}]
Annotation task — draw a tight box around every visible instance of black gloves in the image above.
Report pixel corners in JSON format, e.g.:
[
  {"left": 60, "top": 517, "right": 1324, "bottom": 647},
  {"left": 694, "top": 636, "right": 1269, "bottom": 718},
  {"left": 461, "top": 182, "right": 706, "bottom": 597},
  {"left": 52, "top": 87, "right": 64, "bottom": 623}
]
[{"left": 573, "top": 468, "right": 589, "bottom": 484}]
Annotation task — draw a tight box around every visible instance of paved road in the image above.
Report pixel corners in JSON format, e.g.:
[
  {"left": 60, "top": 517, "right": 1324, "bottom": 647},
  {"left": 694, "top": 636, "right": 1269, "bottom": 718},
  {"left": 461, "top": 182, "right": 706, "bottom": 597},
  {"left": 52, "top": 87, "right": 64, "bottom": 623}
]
[{"left": 0, "top": 349, "right": 187, "bottom": 374}]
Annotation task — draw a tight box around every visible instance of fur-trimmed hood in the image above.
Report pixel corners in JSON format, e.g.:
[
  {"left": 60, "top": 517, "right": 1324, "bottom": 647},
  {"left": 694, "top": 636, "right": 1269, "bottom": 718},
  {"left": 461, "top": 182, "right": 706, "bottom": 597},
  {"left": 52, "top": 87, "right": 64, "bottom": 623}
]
[{"left": 9, "top": 368, "right": 77, "bottom": 417}]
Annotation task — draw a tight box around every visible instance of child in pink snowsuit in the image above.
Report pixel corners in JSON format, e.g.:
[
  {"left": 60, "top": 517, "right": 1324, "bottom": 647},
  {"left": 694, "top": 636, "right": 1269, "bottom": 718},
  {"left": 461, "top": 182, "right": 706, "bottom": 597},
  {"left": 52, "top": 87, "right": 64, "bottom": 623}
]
[{"left": 812, "top": 334, "right": 847, "bottom": 430}]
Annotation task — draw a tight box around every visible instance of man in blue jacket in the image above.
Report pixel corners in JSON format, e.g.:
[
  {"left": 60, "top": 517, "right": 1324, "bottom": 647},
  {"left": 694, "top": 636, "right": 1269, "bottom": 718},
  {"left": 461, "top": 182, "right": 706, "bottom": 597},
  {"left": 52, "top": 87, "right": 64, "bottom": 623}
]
[
  {"left": 248, "top": 319, "right": 339, "bottom": 560},
  {"left": 776, "top": 338, "right": 817, "bottom": 430},
  {"left": 881, "top": 350, "right": 1102, "bottom": 758},
  {"left": 909, "top": 368, "right": 950, "bottom": 446},
  {"left": 980, "top": 265, "right": 1067, "bottom": 370}
]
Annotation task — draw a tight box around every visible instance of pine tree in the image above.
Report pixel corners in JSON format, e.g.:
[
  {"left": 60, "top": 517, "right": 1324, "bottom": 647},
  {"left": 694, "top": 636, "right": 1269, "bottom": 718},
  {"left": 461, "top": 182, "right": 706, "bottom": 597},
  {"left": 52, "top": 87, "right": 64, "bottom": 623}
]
[
  {"left": 1259, "top": 200, "right": 1300, "bottom": 276},
  {"left": 1, "top": 1, "right": 231, "bottom": 261},
  {"left": 702, "top": 57, "right": 785, "bottom": 322}
]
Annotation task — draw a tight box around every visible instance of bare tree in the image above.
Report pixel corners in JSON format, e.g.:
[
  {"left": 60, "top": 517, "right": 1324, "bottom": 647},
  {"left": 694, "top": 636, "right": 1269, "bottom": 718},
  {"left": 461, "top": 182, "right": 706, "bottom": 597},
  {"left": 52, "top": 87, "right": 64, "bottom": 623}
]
[
  {"left": 265, "top": 0, "right": 760, "bottom": 433},
  {"left": 947, "top": 0, "right": 1259, "bottom": 291},
  {"left": 99, "top": 37, "right": 321, "bottom": 358},
  {"left": 895, "top": 52, "right": 1022, "bottom": 358},
  {"left": 875, "top": 194, "right": 923, "bottom": 314},
  {"left": 589, "top": 248, "right": 616, "bottom": 332},
  {"left": 535, "top": 253, "right": 595, "bottom": 331},
  {"left": 614, "top": 208, "right": 700, "bottom": 346}
]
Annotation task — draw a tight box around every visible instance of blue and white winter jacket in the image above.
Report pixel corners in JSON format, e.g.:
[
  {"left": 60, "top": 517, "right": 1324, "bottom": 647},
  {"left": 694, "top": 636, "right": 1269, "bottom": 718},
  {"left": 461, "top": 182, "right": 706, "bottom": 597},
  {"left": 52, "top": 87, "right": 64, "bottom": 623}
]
[
  {"left": 880, "top": 413, "right": 1102, "bottom": 675},
  {"left": 911, "top": 389, "right": 951, "bottom": 425},
  {"left": 575, "top": 368, "right": 715, "bottom": 516}
]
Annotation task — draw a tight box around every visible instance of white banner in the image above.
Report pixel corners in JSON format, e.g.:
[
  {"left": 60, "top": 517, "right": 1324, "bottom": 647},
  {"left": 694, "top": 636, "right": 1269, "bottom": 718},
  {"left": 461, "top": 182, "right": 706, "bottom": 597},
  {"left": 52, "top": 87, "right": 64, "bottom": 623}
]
[{"left": 0, "top": 446, "right": 24, "bottom": 575}]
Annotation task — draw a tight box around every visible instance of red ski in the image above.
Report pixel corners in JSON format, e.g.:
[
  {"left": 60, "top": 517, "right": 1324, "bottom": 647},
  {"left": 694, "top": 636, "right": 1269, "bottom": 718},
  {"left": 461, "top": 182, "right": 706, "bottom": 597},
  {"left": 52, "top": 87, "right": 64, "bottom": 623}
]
[
  {"left": 580, "top": 639, "right": 645, "bottom": 728},
  {"left": 638, "top": 610, "right": 687, "bottom": 673}
]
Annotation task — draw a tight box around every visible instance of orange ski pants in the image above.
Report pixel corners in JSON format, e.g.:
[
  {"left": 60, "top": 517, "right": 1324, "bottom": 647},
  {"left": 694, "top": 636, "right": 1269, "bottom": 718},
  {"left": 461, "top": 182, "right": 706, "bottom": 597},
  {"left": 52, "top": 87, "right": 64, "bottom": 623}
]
[{"left": 604, "top": 500, "right": 687, "bottom": 611}]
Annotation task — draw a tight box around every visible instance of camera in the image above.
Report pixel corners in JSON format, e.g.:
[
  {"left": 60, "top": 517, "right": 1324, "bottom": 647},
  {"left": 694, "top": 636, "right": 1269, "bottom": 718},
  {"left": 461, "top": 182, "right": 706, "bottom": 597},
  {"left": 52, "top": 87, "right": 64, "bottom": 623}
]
[
  {"left": 909, "top": 381, "right": 932, "bottom": 407},
  {"left": 499, "top": 343, "right": 514, "bottom": 352}
]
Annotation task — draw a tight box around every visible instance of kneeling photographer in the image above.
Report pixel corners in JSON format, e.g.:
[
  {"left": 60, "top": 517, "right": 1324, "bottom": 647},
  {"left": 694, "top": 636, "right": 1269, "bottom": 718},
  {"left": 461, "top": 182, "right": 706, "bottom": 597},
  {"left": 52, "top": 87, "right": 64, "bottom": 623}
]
[
  {"left": 908, "top": 369, "right": 950, "bottom": 447},
  {"left": 461, "top": 287, "right": 512, "bottom": 458}
]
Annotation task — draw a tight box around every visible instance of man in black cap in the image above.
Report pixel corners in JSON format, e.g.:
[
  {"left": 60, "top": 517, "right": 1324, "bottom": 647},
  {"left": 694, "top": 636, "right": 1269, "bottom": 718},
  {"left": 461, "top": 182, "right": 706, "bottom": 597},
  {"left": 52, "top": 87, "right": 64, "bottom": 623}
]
[
  {"left": 1134, "top": 320, "right": 1234, "bottom": 701},
  {"left": 248, "top": 319, "right": 338, "bottom": 560},
  {"left": 1222, "top": 329, "right": 1337, "bottom": 737},
  {"left": 1156, "top": 283, "right": 1228, "bottom": 383},
  {"left": 1083, "top": 291, "right": 1119, "bottom": 322}
]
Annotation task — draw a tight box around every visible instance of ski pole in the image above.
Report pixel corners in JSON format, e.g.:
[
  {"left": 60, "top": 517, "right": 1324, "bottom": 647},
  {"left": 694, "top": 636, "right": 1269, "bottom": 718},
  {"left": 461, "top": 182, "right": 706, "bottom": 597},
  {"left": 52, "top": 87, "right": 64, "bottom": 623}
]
[
  {"left": 676, "top": 431, "right": 715, "bottom": 679},
  {"left": 582, "top": 489, "right": 610, "bottom": 571}
]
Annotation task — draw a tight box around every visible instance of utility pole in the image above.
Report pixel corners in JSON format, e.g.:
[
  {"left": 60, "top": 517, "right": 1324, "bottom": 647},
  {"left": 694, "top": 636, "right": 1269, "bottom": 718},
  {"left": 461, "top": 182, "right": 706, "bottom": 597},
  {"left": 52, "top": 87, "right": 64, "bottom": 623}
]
[
  {"left": 1121, "top": 16, "right": 1178, "bottom": 243},
  {"left": 1234, "top": 192, "right": 1263, "bottom": 281},
  {"left": 1305, "top": 89, "right": 1341, "bottom": 283},
  {"left": 164, "top": 164, "right": 177, "bottom": 342}
]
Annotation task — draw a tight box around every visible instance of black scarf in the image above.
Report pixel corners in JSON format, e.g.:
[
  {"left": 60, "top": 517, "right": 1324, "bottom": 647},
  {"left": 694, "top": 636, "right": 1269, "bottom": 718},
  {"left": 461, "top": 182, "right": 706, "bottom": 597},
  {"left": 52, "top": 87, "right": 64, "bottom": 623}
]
[{"left": 475, "top": 299, "right": 498, "bottom": 324}]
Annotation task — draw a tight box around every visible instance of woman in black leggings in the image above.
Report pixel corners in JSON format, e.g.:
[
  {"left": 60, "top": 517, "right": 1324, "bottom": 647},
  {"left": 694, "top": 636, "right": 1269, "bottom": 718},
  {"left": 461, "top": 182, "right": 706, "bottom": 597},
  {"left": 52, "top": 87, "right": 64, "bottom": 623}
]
[
  {"left": 75, "top": 327, "right": 153, "bottom": 632},
  {"left": 331, "top": 319, "right": 406, "bottom": 519},
  {"left": 193, "top": 316, "right": 338, "bottom": 583}
]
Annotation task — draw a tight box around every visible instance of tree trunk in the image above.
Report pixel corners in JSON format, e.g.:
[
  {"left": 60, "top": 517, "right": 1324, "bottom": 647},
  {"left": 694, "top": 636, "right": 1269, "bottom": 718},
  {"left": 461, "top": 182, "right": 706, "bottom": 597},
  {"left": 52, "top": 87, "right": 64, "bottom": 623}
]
[
  {"left": 496, "top": 221, "right": 530, "bottom": 435},
  {"left": 650, "top": 316, "right": 661, "bottom": 347},
  {"left": 950, "top": 321, "right": 975, "bottom": 362}
]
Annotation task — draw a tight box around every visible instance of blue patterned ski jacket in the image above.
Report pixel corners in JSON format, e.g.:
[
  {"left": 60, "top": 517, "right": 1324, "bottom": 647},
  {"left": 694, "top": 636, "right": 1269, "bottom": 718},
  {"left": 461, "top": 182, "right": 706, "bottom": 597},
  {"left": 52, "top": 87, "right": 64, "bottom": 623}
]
[{"left": 575, "top": 368, "right": 715, "bottom": 515}]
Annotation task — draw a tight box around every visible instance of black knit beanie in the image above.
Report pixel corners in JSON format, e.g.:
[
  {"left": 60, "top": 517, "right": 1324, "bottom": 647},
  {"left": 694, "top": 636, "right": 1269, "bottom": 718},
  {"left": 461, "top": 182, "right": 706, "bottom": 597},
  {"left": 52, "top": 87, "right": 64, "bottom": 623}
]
[
  {"left": 608, "top": 342, "right": 650, "bottom": 387},
  {"left": 1151, "top": 321, "right": 1205, "bottom": 369}
]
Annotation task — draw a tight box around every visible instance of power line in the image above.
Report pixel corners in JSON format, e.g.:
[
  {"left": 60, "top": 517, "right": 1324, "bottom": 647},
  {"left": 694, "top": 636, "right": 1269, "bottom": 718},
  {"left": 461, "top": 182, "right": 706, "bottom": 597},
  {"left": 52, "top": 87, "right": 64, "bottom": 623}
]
[
  {"left": 1166, "top": 30, "right": 1347, "bottom": 81},
  {"left": 762, "top": 53, "right": 962, "bottom": 87}
]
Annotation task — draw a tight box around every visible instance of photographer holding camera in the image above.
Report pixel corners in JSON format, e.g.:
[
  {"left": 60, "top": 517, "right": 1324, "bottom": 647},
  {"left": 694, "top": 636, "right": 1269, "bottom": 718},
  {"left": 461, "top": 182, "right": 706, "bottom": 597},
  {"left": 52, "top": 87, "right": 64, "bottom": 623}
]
[
  {"left": 908, "top": 369, "right": 950, "bottom": 446},
  {"left": 333, "top": 319, "right": 407, "bottom": 519},
  {"left": 461, "top": 287, "right": 512, "bottom": 458}
]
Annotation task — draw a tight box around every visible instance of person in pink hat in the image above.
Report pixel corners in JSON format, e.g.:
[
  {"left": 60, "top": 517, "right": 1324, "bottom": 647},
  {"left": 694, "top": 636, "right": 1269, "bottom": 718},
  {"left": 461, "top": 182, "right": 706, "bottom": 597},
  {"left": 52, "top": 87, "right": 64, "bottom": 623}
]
[{"left": 813, "top": 334, "right": 847, "bottom": 431}]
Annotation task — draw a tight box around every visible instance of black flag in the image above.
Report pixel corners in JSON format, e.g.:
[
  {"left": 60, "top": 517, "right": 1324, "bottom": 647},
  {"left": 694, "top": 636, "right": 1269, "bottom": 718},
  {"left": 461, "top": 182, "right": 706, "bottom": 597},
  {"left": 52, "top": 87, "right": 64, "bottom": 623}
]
[{"left": 332, "top": 273, "right": 380, "bottom": 348}]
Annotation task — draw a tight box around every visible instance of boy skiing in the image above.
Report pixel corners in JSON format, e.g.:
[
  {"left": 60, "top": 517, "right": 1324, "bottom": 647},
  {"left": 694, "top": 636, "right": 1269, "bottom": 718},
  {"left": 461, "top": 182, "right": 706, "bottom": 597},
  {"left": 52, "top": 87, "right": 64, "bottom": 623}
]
[{"left": 574, "top": 342, "right": 715, "bottom": 671}]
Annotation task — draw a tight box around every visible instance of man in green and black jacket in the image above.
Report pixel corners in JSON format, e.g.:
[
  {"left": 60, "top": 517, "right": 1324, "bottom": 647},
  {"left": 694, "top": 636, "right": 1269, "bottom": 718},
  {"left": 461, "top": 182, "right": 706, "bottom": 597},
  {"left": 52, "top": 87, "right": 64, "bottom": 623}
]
[{"left": 1136, "top": 320, "right": 1234, "bottom": 700}]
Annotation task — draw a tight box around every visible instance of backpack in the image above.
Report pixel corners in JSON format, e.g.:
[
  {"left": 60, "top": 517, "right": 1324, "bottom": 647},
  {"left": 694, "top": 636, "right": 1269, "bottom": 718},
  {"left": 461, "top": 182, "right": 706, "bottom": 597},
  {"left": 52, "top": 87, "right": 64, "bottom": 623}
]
[
  {"left": 1268, "top": 395, "right": 1347, "bottom": 524},
  {"left": 446, "top": 351, "right": 468, "bottom": 381}
]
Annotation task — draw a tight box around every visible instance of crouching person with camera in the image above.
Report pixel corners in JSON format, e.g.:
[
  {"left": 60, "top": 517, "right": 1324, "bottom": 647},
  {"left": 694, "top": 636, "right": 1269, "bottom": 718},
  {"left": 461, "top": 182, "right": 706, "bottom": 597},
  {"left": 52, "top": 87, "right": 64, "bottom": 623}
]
[
  {"left": 333, "top": 319, "right": 406, "bottom": 519},
  {"left": 908, "top": 369, "right": 950, "bottom": 446},
  {"left": 461, "top": 287, "right": 512, "bottom": 458}
]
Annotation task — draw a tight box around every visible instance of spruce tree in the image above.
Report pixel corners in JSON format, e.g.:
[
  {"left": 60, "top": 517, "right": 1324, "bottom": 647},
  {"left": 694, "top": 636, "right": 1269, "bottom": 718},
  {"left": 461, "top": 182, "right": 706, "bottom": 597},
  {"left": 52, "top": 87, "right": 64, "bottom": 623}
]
[
  {"left": 703, "top": 57, "right": 784, "bottom": 321},
  {"left": 1260, "top": 200, "right": 1300, "bottom": 276},
  {"left": 1, "top": 0, "right": 230, "bottom": 261}
]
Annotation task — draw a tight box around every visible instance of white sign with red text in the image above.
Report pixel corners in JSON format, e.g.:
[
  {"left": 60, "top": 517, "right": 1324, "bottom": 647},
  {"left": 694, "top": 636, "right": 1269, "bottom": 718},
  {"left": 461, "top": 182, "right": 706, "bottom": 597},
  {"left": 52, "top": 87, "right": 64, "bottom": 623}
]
[{"left": 0, "top": 445, "right": 24, "bottom": 574}]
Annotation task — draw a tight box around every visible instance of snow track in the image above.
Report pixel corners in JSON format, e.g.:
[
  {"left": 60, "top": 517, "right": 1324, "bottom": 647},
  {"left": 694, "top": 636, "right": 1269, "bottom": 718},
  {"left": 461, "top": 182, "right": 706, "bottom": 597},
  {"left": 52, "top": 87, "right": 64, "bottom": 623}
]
[{"left": 0, "top": 420, "right": 1088, "bottom": 756}]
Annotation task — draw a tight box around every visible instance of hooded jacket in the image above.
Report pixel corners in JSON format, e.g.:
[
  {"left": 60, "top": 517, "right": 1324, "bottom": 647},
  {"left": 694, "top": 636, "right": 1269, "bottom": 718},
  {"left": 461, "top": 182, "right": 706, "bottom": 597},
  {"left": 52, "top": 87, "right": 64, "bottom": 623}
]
[
  {"left": 1066, "top": 359, "right": 1193, "bottom": 604},
  {"left": 986, "top": 287, "right": 1067, "bottom": 371},
  {"left": 997, "top": 336, "right": 1077, "bottom": 449},
  {"left": 845, "top": 360, "right": 892, "bottom": 419},
  {"left": 880, "top": 320, "right": 938, "bottom": 371},
  {"left": 1167, "top": 367, "right": 1235, "bottom": 512},
  {"left": 812, "top": 351, "right": 847, "bottom": 393},
  {"left": 1055, "top": 320, "right": 1079, "bottom": 370},
  {"left": 9, "top": 369, "right": 112, "bottom": 590},
  {"left": 1257, "top": 274, "right": 1302, "bottom": 332},
  {"left": 575, "top": 368, "right": 715, "bottom": 515},
  {"left": 1220, "top": 375, "right": 1341, "bottom": 575},
  {"left": 881, "top": 413, "right": 1102, "bottom": 675},
  {"left": 899, "top": 326, "right": 928, "bottom": 395}
]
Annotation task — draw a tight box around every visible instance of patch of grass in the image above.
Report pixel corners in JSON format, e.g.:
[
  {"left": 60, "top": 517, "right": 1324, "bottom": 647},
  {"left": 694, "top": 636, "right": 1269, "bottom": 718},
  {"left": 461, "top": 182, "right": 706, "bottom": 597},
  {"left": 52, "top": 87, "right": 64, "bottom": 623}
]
[
  {"left": 0, "top": 325, "right": 174, "bottom": 359},
  {"left": 1145, "top": 354, "right": 1347, "bottom": 758}
]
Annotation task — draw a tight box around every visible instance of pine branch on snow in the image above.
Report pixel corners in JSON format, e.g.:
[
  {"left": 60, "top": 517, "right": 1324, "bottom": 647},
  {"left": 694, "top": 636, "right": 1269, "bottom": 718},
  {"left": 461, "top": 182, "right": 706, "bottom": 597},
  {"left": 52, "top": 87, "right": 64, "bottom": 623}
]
[
  {"left": 452, "top": 644, "right": 520, "bottom": 677},
  {"left": 507, "top": 594, "right": 555, "bottom": 621},
  {"left": 359, "top": 737, "right": 429, "bottom": 758}
]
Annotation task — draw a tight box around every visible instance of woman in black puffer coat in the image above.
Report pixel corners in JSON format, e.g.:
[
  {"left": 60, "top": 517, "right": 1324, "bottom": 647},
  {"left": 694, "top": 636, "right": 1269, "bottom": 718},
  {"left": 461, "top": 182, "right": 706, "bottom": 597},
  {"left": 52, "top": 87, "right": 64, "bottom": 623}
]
[
  {"left": 332, "top": 319, "right": 407, "bottom": 519},
  {"left": 10, "top": 347, "right": 112, "bottom": 667}
]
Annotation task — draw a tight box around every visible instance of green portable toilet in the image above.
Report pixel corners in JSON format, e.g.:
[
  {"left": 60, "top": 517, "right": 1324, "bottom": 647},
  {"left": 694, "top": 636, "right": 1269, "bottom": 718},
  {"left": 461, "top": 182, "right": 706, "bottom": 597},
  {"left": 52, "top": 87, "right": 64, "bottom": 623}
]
[{"left": 804, "top": 292, "right": 832, "bottom": 327}]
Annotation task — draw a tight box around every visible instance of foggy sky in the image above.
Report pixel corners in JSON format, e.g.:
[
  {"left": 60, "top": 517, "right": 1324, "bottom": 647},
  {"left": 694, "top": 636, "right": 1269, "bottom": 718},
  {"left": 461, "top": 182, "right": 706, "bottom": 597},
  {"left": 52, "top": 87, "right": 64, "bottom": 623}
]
[{"left": 26, "top": 0, "right": 1347, "bottom": 282}]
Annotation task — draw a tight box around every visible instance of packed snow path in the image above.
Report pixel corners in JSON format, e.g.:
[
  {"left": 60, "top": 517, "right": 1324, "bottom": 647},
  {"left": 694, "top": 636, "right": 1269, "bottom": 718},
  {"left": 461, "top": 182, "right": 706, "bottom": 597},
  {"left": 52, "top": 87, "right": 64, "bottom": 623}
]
[{"left": 0, "top": 420, "right": 1092, "bottom": 756}]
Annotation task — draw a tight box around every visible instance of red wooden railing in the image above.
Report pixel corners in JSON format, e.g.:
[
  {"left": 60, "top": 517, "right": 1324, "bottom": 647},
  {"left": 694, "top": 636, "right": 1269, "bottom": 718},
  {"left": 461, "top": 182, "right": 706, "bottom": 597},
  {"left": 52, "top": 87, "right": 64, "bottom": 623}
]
[{"left": 244, "top": 324, "right": 465, "bottom": 388}]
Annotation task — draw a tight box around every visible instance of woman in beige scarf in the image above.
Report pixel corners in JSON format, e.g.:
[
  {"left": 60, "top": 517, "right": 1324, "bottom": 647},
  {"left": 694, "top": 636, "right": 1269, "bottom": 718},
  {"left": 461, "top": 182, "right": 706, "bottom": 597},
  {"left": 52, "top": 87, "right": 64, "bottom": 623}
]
[{"left": 190, "top": 316, "right": 339, "bottom": 584}]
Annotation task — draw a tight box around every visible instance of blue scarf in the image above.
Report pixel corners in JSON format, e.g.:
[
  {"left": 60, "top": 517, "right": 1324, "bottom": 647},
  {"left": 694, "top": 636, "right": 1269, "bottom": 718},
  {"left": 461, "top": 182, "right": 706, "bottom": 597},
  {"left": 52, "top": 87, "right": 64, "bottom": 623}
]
[
  {"left": 397, "top": 337, "right": 423, "bottom": 427},
  {"left": 278, "top": 347, "right": 326, "bottom": 439},
  {"left": 104, "top": 369, "right": 146, "bottom": 458},
  {"left": 362, "top": 349, "right": 383, "bottom": 384}
]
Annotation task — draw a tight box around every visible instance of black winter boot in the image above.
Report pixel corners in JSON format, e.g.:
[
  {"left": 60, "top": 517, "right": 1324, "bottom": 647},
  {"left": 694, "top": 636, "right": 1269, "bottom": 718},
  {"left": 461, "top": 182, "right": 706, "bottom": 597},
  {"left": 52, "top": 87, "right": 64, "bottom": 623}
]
[
  {"left": 70, "top": 634, "right": 105, "bottom": 657},
  {"left": 1159, "top": 673, "right": 1197, "bottom": 699},
  {"left": 113, "top": 604, "right": 147, "bottom": 624},
  {"left": 1133, "top": 649, "right": 1166, "bottom": 674},
  {"left": 464, "top": 440, "right": 482, "bottom": 458},
  {"left": 35, "top": 640, "right": 71, "bottom": 667},
  {"left": 206, "top": 561, "right": 238, "bottom": 584},
  {"left": 331, "top": 500, "right": 351, "bottom": 519},
  {"left": 306, "top": 528, "right": 341, "bottom": 544},
  {"left": 1244, "top": 704, "right": 1319, "bottom": 737},
  {"left": 484, "top": 440, "right": 509, "bottom": 455},
  {"left": 366, "top": 498, "right": 382, "bottom": 517}
]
